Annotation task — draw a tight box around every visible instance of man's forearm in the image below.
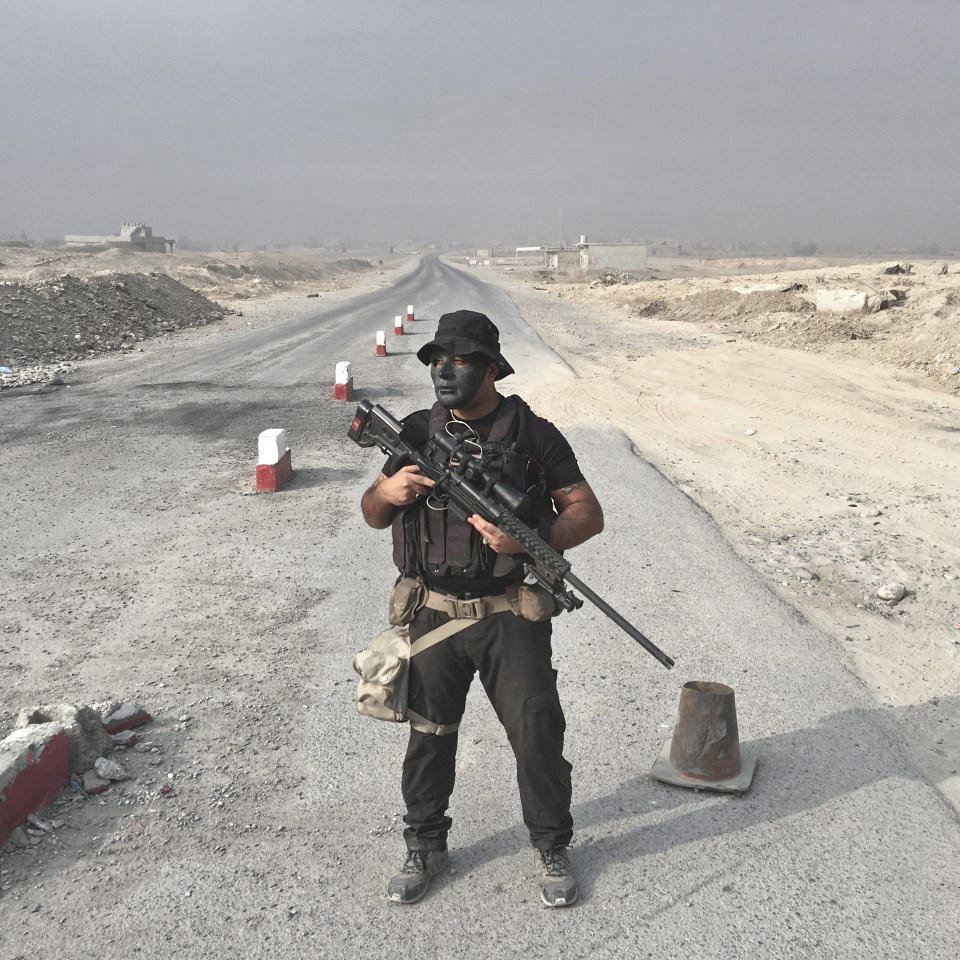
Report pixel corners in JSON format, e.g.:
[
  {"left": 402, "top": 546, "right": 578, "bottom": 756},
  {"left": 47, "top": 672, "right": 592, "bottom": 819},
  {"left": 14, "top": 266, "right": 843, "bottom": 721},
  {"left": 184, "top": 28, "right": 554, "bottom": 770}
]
[
  {"left": 361, "top": 478, "right": 396, "bottom": 529},
  {"left": 548, "top": 501, "right": 604, "bottom": 551}
]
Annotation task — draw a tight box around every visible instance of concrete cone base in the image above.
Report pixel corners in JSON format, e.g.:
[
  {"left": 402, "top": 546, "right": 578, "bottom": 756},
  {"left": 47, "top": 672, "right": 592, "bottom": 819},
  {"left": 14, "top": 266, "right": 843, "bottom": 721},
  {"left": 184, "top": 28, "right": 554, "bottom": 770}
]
[{"left": 651, "top": 737, "right": 757, "bottom": 794}]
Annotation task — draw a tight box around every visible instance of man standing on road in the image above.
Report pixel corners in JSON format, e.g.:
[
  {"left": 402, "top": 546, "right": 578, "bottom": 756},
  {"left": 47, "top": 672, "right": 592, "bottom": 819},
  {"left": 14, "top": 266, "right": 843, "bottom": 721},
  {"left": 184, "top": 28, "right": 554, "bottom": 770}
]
[{"left": 360, "top": 310, "right": 604, "bottom": 907}]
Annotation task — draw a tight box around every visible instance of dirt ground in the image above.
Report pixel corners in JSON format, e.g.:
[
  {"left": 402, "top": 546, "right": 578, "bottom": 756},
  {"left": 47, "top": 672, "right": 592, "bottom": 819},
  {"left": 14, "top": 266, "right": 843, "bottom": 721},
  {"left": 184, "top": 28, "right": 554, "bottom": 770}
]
[
  {"left": 475, "top": 255, "right": 960, "bottom": 813},
  {"left": 2, "top": 247, "right": 958, "bottom": 822}
]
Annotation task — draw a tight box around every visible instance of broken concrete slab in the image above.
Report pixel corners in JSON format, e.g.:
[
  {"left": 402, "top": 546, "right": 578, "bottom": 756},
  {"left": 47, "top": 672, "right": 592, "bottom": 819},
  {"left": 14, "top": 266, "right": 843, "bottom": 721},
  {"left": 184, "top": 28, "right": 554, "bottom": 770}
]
[
  {"left": 0, "top": 722, "right": 69, "bottom": 847},
  {"left": 16, "top": 704, "right": 113, "bottom": 774},
  {"left": 92, "top": 700, "right": 153, "bottom": 735},
  {"left": 81, "top": 770, "right": 110, "bottom": 795},
  {"left": 815, "top": 288, "right": 869, "bottom": 313}
]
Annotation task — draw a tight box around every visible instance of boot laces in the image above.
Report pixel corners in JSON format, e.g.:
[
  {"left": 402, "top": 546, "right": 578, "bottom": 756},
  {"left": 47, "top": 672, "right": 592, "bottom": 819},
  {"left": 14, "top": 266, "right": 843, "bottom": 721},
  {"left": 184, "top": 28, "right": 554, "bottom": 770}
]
[
  {"left": 540, "top": 847, "right": 569, "bottom": 877},
  {"left": 402, "top": 851, "right": 427, "bottom": 875}
]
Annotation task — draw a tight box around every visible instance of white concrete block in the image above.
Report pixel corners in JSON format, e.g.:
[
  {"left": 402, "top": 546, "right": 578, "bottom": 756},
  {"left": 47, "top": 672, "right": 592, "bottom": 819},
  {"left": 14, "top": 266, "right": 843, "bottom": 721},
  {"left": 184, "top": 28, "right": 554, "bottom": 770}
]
[
  {"left": 816, "top": 289, "right": 868, "bottom": 313},
  {"left": 258, "top": 428, "right": 288, "bottom": 466},
  {"left": 376, "top": 330, "right": 386, "bottom": 346},
  {"left": 335, "top": 361, "right": 352, "bottom": 384}
]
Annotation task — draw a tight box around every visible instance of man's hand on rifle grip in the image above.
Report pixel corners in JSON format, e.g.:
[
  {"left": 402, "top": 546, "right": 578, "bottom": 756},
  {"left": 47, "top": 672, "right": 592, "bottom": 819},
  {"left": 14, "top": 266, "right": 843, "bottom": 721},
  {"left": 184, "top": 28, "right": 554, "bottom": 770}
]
[
  {"left": 361, "top": 467, "right": 435, "bottom": 529},
  {"left": 467, "top": 514, "right": 524, "bottom": 554},
  {"left": 379, "top": 466, "right": 435, "bottom": 506}
]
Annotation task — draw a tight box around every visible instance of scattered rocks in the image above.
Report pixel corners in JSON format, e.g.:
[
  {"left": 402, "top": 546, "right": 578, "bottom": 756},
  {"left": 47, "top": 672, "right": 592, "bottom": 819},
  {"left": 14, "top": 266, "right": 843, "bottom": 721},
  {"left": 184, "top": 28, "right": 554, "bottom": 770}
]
[
  {"left": 8, "top": 826, "right": 29, "bottom": 849},
  {"left": 26, "top": 813, "right": 53, "bottom": 833},
  {"left": 94, "top": 757, "right": 129, "bottom": 782},
  {"left": 81, "top": 770, "right": 110, "bottom": 795},
  {"left": 877, "top": 581, "right": 907, "bottom": 604}
]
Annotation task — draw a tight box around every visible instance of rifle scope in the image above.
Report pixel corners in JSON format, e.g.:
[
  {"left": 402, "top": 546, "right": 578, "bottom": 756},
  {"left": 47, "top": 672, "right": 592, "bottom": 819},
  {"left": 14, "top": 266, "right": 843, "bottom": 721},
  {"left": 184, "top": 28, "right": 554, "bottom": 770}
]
[{"left": 430, "top": 431, "right": 531, "bottom": 516}]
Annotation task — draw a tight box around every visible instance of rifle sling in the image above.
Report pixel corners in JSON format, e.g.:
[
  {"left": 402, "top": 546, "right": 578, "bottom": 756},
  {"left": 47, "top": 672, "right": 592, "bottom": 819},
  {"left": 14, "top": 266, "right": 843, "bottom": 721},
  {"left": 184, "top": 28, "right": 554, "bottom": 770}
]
[{"left": 406, "top": 590, "right": 512, "bottom": 736}]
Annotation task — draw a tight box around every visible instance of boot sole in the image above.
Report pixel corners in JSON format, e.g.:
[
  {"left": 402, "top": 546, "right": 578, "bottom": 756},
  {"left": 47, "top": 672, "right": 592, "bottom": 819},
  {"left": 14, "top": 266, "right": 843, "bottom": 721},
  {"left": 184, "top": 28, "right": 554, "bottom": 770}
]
[{"left": 388, "top": 888, "right": 429, "bottom": 905}]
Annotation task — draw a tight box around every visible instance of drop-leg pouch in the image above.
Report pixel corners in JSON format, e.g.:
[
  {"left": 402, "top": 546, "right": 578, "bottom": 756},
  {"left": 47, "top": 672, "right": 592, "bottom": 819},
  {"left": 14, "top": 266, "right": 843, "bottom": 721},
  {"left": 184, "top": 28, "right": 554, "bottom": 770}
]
[{"left": 388, "top": 575, "right": 427, "bottom": 626}]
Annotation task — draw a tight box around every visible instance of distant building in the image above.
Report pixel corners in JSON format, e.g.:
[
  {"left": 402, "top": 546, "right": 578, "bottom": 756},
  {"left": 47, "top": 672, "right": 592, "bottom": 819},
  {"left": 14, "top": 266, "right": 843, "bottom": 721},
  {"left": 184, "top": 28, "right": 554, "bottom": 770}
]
[
  {"left": 539, "top": 236, "right": 651, "bottom": 271},
  {"left": 544, "top": 248, "right": 581, "bottom": 269},
  {"left": 577, "top": 236, "right": 647, "bottom": 271},
  {"left": 65, "top": 222, "right": 175, "bottom": 253}
]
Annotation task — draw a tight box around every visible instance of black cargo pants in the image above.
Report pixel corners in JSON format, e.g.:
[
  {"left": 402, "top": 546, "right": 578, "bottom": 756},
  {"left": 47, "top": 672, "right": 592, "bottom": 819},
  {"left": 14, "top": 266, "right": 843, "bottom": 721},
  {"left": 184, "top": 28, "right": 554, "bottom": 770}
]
[{"left": 401, "top": 604, "right": 573, "bottom": 853}]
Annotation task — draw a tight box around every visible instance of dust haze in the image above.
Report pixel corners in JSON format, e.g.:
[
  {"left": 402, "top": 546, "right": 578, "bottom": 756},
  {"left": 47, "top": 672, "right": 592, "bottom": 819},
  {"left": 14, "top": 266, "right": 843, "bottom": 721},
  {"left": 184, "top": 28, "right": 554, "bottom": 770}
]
[{"left": 3, "top": 0, "right": 959, "bottom": 252}]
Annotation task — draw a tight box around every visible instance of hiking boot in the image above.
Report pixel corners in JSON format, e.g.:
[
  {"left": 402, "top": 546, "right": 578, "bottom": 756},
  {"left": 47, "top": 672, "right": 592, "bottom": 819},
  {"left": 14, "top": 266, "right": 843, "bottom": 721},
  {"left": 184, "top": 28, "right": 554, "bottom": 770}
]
[
  {"left": 534, "top": 846, "right": 578, "bottom": 907},
  {"left": 387, "top": 849, "right": 449, "bottom": 904}
]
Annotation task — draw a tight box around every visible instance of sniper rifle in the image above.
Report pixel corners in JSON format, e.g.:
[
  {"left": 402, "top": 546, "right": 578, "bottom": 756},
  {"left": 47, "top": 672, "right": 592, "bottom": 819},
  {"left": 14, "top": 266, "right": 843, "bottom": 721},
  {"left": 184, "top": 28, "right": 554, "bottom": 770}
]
[{"left": 348, "top": 399, "right": 674, "bottom": 669}]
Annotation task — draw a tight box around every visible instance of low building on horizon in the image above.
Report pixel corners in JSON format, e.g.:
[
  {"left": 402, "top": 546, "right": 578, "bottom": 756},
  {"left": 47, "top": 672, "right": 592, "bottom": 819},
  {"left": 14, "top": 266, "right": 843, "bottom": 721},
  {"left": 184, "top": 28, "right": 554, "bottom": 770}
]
[{"left": 65, "top": 222, "right": 175, "bottom": 253}]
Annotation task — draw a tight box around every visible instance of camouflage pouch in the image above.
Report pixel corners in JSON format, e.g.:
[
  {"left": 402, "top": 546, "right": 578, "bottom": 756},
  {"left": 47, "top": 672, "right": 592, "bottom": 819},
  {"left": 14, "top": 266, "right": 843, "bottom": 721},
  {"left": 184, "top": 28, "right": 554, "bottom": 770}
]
[
  {"left": 353, "top": 624, "right": 410, "bottom": 723},
  {"left": 388, "top": 575, "right": 427, "bottom": 626},
  {"left": 505, "top": 582, "right": 559, "bottom": 622}
]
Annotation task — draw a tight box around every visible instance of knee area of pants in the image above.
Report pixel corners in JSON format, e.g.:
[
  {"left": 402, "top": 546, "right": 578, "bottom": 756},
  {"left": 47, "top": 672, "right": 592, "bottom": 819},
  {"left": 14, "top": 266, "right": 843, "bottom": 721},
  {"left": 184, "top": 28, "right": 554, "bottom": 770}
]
[{"left": 525, "top": 689, "right": 560, "bottom": 713}]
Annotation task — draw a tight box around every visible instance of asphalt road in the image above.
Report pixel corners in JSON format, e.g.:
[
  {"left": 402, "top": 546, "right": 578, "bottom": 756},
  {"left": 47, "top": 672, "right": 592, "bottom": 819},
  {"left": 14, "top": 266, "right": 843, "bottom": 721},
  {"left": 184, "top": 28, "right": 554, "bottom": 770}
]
[{"left": 1, "top": 256, "right": 958, "bottom": 959}]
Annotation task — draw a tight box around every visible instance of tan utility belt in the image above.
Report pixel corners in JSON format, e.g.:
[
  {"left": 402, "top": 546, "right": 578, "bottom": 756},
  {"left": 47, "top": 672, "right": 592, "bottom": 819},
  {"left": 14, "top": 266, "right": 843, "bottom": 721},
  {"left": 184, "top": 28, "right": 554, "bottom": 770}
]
[
  {"left": 422, "top": 589, "right": 512, "bottom": 621},
  {"left": 356, "top": 582, "right": 548, "bottom": 738}
]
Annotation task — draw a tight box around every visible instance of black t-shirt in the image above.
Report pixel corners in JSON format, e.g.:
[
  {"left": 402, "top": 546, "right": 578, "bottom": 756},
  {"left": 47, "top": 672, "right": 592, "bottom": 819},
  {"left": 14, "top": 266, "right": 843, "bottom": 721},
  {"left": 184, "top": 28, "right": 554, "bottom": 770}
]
[
  {"left": 382, "top": 396, "right": 586, "bottom": 595},
  {"left": 382, "top": 396, "right": 584, "bottom": 493}
]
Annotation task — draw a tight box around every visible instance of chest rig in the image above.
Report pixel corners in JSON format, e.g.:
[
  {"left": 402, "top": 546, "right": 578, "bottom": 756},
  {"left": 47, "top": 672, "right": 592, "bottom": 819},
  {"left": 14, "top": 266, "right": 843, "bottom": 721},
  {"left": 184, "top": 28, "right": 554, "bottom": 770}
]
[{"left": 391, "top": 396, "right": 554, "bottom": 581}]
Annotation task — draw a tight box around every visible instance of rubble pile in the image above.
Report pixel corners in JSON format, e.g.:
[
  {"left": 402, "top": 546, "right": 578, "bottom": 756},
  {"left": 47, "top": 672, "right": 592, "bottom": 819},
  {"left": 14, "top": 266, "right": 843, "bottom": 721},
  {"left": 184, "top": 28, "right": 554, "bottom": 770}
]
[
  {"left": 0, "top": 272, "right": 227, "bottom": 387},
  {"left": 589, "top": 269, "right": 648, "bottom": 287},
  {"left": 1, "top": 699, "right": 163, "bottom": 862}
]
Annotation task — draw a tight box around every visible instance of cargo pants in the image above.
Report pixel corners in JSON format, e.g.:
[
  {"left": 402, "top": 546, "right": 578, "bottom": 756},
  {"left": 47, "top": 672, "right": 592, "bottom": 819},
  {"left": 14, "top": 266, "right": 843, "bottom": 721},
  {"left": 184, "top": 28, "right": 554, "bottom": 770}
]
[{"left": 401, "top": 604, "right": 574, "bottom": 853}]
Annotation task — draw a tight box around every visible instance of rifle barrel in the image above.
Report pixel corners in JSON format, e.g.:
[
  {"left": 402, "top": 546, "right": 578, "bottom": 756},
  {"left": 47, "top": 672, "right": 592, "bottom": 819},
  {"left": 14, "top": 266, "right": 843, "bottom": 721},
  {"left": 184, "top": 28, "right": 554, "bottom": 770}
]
[{"left": 565, "top": 572, "right": 675, "bottom": 669}]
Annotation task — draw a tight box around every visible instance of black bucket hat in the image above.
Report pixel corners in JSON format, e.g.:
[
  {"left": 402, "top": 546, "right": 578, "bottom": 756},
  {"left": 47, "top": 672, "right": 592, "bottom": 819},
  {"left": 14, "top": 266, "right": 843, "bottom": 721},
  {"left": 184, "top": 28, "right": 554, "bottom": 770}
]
[{"left": 416, "top": 310, "right": 514, "bottom": 380}]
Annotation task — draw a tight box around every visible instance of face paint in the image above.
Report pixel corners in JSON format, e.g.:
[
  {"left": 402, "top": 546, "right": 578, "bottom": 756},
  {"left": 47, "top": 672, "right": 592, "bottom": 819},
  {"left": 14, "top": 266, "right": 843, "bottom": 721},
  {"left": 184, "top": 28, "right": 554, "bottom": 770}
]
[{"left": 430, "top": 352, "right": 490, "bottom": 409}]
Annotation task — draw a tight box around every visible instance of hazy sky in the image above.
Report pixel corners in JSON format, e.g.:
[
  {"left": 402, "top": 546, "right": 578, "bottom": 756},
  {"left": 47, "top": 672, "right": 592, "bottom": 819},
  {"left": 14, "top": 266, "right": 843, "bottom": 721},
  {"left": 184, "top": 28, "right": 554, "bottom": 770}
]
[{"left": 3, "top": 0, "right": 959, "bottom": 250}]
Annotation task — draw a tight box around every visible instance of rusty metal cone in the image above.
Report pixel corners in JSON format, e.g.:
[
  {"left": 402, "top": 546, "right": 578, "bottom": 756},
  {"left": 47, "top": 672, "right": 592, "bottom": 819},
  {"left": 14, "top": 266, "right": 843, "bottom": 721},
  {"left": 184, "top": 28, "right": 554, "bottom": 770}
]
[{"left": 651, "top": 680, "right": 757, "bottom": 794}]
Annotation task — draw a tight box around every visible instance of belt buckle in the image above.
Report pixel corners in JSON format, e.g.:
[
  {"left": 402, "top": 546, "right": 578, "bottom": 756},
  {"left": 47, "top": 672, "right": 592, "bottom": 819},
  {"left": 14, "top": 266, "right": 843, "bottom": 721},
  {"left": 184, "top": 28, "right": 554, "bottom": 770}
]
[{"left": 453, "top": 597, "right": 485, "bottom": 619}]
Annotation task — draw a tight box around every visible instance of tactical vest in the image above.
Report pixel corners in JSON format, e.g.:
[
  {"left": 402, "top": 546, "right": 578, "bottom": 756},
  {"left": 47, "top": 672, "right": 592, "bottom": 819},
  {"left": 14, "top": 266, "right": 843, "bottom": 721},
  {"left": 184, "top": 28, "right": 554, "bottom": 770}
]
[{"left": 391, "top": 395, "right": 555, "bottom": 581}]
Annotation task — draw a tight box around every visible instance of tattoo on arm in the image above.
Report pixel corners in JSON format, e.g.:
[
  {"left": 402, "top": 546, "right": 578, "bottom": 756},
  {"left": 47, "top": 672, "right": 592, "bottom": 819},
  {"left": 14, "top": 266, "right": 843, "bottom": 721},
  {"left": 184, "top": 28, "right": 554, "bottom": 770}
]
[{"left": 559, "top": 480, "right": 587, "bottom": 495}]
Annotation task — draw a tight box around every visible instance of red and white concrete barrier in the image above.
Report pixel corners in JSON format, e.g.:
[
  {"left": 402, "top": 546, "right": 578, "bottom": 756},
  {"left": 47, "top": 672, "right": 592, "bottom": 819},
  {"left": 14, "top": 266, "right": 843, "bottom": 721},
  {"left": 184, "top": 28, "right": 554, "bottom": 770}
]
[
  {"left": 256, "top": 428, "right": 293, "bottom": 492},
  {"left": 394, "top": 315, "right": 404, "bottom": 336},
  {"left": 375, "top": 331, "right": 387, "bottom": 357},
  {"left": 0, "top": 722, "right": 69, "bottom": 847},
  {"left": 334, "top": 360, "right": 354, "bottom": 401},
  {"left": 406, "top": 304, "right": 415, "bottom": 323}
]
